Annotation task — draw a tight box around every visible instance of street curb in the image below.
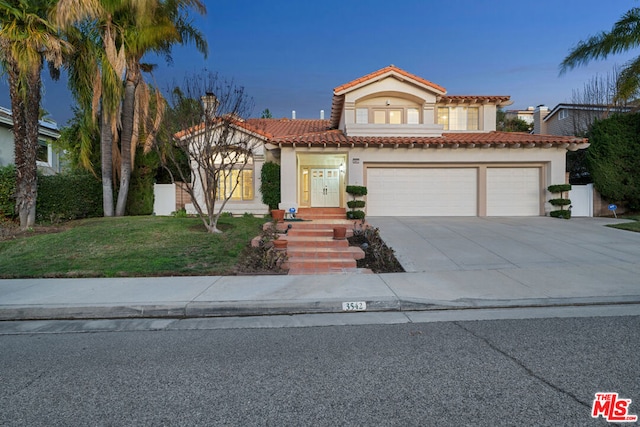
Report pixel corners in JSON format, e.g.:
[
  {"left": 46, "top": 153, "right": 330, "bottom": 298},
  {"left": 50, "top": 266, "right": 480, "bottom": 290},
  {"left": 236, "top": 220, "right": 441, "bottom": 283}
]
[{"left": 2, "top": 295, "right": 640, "bottom": 321}]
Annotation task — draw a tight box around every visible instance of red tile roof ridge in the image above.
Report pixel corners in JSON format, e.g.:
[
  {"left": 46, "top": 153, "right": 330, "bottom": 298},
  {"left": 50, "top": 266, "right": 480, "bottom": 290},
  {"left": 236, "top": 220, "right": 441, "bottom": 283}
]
[{"left": 333, "top": 65, "right": 447, "bottom": 95}]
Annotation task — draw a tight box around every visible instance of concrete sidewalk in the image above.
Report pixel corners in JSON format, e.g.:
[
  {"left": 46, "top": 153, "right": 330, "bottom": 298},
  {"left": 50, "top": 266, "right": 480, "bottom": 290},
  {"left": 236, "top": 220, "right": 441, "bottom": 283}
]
[{"left": 2, "top": 264, "right": 640, "bottom": 321}]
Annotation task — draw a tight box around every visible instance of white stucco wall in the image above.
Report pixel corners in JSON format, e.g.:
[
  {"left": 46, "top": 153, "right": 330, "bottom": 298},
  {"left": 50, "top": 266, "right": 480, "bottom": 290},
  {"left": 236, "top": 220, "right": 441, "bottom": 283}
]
[{"left": 279, "top": 145, "right": 567, "bottom": 215}]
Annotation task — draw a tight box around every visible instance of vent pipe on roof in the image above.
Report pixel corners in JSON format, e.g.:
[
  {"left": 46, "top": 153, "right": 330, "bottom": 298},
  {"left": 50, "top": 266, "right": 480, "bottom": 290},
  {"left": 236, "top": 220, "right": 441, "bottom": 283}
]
[
  {"left": 292, "top": 110, "right": 296, "bottom": 120},
  {"left": 320, "top": 110, "right": 324, "bottom": 120}
]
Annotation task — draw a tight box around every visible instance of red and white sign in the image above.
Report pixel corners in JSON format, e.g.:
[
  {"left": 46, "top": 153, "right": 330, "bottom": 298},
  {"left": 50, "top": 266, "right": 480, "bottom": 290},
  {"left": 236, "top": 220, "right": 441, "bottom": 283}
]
[{"left": 592, "top": 392, "right": 638, "bottom": 423}]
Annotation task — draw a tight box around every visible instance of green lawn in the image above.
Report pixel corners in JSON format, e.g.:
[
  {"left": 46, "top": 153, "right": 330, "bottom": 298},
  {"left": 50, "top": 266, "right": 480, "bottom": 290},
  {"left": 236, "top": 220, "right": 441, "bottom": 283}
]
[
  {"left": 608, "top": 215, "right": 640, "bottom": 233},
  {"left": 0, "top": 215, "right": 267, "bottom": 278}
]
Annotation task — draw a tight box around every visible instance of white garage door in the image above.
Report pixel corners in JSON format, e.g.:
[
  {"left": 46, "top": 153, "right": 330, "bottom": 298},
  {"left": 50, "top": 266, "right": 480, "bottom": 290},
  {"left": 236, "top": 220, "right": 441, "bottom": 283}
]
[
  {"left": 367, "top": 168, "right": 477, "bottom": 216},
  {"left": 486, "top": 168, "right": 540, "bottom": 216}
]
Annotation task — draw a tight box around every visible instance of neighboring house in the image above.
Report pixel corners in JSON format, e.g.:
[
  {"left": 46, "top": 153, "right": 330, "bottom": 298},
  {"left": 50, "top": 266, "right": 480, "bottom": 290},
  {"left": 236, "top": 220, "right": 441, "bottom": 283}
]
[
  {"left": 0, "top": 106, "right": 62, "bottom": 175},
  {"left": 185, "top": 65, "right": 588, "bottom": 217},
  {"left": 505, "top": 106, "right": 535, "bottom": 125},
  {"left": 533, "top": 103, "right": 631, "bottom": 137}
]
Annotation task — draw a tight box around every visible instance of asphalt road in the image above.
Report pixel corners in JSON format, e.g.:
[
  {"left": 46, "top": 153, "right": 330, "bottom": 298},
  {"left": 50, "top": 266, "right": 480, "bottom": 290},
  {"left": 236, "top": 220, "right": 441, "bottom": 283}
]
[{"left": 1, "top": 315, "right": 639, "bottom": 426}]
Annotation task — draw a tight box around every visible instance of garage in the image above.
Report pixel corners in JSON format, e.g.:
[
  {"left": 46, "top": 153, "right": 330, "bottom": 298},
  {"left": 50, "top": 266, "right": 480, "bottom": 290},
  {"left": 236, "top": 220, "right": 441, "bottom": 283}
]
[
  {"left": 486, "top": 167, "right": 541, "bottom": 216},
  {"left": 366, "top": 167, "right": 478, "bottom": 216},
  {"left": 365, "top": 165, "right": 542, "bottom": 217}
]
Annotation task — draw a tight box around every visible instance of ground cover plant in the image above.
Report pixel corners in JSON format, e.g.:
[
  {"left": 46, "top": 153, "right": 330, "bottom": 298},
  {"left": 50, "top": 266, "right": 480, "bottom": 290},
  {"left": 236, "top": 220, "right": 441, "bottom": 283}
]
[
  {"left": 0, "top": 215, "right": 267, "bottom": 278},
  {"left": 348, "top": 224, "right": 404, "bottom": 273}
]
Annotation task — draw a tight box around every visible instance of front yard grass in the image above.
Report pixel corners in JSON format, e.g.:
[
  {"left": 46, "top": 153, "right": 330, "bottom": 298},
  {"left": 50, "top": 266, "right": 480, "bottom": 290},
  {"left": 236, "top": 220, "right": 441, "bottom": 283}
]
[
  {"left": 0, "top": 215, "right": 267, "bottom": 278},
  {"left": 608, "top": 215, "right": 640, "bottom": 233}
]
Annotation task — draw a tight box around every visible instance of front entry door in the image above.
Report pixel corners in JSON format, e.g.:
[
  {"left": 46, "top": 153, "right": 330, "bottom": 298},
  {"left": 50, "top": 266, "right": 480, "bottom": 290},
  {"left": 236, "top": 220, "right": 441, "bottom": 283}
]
[{"left": 310, "top": 169, "right": 340, "bottom": 207}]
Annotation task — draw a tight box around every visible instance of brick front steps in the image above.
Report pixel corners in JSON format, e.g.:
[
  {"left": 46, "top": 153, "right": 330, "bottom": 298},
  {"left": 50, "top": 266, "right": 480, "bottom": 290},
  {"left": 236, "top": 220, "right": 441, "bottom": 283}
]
[{"left": 268, "top": 208, "right": 369, "bottom": 275}]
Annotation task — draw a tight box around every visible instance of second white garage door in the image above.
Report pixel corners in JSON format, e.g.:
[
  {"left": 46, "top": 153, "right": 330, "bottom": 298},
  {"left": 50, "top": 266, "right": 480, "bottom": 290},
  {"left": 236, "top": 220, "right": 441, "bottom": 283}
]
[
  {"left": 367, "top": 168, "right": 478, "bottom": 216},
  {"left": 486, "top": 167, "right": 541, "bottom": 216}
]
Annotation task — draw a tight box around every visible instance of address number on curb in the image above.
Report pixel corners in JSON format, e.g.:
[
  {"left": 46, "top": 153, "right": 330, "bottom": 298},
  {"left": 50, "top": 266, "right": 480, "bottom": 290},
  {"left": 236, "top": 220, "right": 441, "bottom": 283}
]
[{"left": 342, "top": 301, "right": 367, "bottom": 311}]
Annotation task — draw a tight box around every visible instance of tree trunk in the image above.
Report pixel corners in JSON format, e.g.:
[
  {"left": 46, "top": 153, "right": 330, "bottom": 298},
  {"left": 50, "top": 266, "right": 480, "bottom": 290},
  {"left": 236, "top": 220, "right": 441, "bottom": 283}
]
[
  {"left": 101, "top": 107, "right": 114, "bottom": 217},
  {"left": 115, "top": 77, "right": 137, "bottom": 216},
  {"left": 9, "top": 62, "right": 42, "bottom": 230}
]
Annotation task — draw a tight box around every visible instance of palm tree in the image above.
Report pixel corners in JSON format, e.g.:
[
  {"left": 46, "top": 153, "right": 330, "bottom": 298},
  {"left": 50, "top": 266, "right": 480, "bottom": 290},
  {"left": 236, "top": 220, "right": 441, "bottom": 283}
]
[
  {"left": 114, "top": 0, "right": 207, "bottom": 216},
  {"left": 54, "top": 0, "right": 207, "bottom": 217},
  {"left": 561, "top": 7, "right": 640, "bottom": 101},
  {"left": 0, "top": 0, "right": 70, "bottom": 229}
]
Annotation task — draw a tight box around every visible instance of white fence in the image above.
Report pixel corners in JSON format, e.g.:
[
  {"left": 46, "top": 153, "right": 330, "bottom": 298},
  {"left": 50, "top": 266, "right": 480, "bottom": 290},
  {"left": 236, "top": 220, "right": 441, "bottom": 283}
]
[
  {"left": 153, "top": 184, "right": 176, "bottom": 216},
  {"left": 569, "top": 184, "right": 593, "bottom": 217}
]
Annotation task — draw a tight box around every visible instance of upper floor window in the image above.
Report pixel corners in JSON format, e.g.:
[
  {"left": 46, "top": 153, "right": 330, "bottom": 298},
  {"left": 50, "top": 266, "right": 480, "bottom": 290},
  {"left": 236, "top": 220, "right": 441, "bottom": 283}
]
[
  {"left": 357, "top": 107, "right": 421, "bottom": 125},
  {"left": 437, "top": 107, "right": 480, "bottom": 131},
  {"left": 559, "top": 109, "right": 568, "bottom": 120}
]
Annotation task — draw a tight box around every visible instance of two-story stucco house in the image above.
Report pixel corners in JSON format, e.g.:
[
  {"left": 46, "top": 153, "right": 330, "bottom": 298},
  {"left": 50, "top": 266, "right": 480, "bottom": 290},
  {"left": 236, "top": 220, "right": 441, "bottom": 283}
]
[
  {"left": 0, "top": 106, "right": 62, "bottom": 175},
  {"left": 185, "top": 65, "right": 588, "bottom": 217}
]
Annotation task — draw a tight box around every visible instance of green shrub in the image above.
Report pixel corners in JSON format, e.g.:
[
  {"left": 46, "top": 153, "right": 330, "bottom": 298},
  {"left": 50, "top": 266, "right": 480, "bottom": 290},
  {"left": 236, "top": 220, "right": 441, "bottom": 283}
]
[
  {"left": 587, "top": 113, "right": 640, "bottom": 210},
  {"left": 346, "top": 185, "right": 368, "bottom": 196},
  {"left": 0, "top": 165, "right": 16, "bottom": 219},
  {"left": 549, "top": 198, "right": 571, "bottom": 207},
  {"left": 346, "top": 210, "right": 365, "bottom": 220},
  {"left": 347, "top": 200, "right": 366, "bottom": 209},
  {"left": 37, "top": 172, "right": 103, "bottom": 223},
  {"left": 548, "top": 184, "right": 571, "bottom": 194},
  {"left": 550, "top": 210, "right": 571, "bottom": 219},
  {"left": 126, "top": 149, "right": 158, "bottom": 216},
  {"left": 260, "top": 161, "right": 281, "bottom": 210}
]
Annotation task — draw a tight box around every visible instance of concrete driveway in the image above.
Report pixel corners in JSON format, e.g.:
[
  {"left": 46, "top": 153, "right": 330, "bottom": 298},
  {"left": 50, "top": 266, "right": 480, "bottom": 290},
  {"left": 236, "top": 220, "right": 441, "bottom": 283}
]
[{"left": 368, "top": 216, "right": 640, "bottom": 273}]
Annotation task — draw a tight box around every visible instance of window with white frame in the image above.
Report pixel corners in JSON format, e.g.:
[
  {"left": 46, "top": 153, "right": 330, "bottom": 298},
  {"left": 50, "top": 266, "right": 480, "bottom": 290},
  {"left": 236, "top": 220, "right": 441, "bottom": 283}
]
[
  {"left": 356, "top": 108, "right": 368, "bottom": 124},
  {"left": 467, "top": 107, "right": 479, "bottom": 130},
  {"left": 437, "top": 107, "right": 450, "bottom": 130},
  {"left": 407, "top": 108, "right": 420, "bottom": 124},
  {"left": 559, "top": 109, "right": 568, "bottom": 120},
  {"left": 217, "top": 168, "right": 254, "bottom": 201},
  {"left": 437, "top": 106, "right": 480, "bottom": 130}
]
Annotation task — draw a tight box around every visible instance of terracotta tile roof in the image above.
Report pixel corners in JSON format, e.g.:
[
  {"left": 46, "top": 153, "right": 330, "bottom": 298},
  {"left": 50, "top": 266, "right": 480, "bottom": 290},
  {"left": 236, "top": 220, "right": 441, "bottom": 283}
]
[
  {"left": 244, "top": 118, "right": 331, "bottom": 138},
  {"left": 333, "top": 65, "right": 447, "bottom": 95},
  {"left": 269, "top": 129, "right": 587, "bottom": 148}
]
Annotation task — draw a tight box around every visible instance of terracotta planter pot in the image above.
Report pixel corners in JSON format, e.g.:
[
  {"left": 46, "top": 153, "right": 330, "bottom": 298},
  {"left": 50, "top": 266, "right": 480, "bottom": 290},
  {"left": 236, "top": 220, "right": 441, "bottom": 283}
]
[
  {"left": 333, "top": 226, "right": 347, "bottom": 240},
  {"left": 271, "top": 209, "right": 285, "bottom": 223},
  {"left": 273, "top": 239, "right": 288, "bottom": 251}
]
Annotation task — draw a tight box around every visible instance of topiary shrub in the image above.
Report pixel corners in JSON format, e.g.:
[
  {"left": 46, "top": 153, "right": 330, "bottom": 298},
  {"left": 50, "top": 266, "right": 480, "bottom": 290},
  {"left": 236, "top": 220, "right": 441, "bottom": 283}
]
[
  {"left": 346, "top": 210, "right": 365, "bottom": 220},
  {"left": 346, "top": 185, "right": 367, "bottom": 219},
  {"left": 548, "top": 184, "right": 571, "bottom": 219},
  {"left": 0, "top": 165, "right": 16, "bottom": 220},
  {"left": 346, "top": 185, "right": 367, "bottom": 196},
  {"left": 260, "top": 161, "right": 281, "bottom": 210},
  {"left": 347, "top": 200, "right": 365, "bottom": 209}
]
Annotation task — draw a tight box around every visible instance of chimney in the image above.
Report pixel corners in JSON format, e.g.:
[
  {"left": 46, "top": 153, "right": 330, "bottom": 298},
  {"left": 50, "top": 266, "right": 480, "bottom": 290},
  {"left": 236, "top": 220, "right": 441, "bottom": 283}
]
[
  {"left": 201, "top": 92, "right": 219, "bottom": 118},
  {"left": 533, "top": 105, "right": 549, "bottom": 134},
  {"left": 292, "top": 110, "right": 296, "bottom": 120},
  {"left": 320, "top": 110, "right": 325, "bottom": 120}
]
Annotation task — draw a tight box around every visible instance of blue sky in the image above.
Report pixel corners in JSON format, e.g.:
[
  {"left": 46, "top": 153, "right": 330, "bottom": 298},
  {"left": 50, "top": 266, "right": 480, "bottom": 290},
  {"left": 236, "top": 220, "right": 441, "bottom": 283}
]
[{"left": 1, "top": 0, "right": 637, "bottom": 125}]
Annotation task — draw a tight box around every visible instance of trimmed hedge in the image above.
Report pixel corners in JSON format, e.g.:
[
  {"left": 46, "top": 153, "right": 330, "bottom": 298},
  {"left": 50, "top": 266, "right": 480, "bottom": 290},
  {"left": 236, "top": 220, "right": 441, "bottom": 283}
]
[
  {"left": 260, "top": 161, "right": 281, "bottom": 210},
  {"left": 36, "top": 172, "right": 103, "bottom": 223},
  {"left": 548, "top": 184, "right": 571, "bottom": 194},
  {"left": 549, "top": 198, "right": 572, "bottom": 207},
  {"left": 550, "top": 210, "right": 571, "bottom": 219},
  {"left": 0, "top": 165, "right": 16, "bottom": 219},
  {"left": 347, "top": 200, "right": 366, "bottom": 209},
  {"left": 346, "top": 185, "right": 368, "bottom": 196},
  {"left": 346, "top": 210, "right": 365, "bottom": 220}
]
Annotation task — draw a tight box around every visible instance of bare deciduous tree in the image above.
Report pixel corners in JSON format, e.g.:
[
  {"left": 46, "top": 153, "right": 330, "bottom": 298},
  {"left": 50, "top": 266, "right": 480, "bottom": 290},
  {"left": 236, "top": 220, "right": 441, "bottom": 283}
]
[
  {"left": 158, "top": 71, "right": 260, "bottom": 233},
  {"left": 568, "top": 67, "right": 628, "bottom": 136}
]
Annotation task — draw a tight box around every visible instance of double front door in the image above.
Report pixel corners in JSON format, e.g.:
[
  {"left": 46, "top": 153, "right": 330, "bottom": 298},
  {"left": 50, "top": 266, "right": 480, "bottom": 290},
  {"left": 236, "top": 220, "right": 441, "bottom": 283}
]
[{"left": 310, "top": 168, "right": 340, "bottom": 207}]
